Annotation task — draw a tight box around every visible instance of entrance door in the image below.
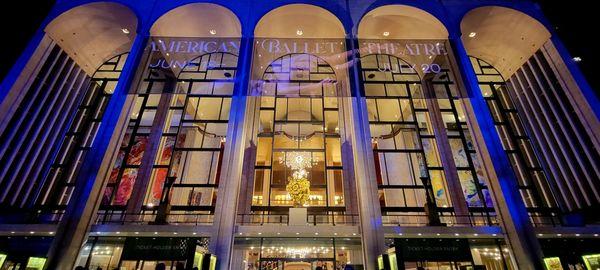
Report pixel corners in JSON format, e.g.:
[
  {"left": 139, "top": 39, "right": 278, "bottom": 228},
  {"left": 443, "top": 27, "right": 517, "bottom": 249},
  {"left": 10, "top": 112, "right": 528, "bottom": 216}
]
[
  {"left": 259, "top": 259, "right": 335, "bottom": 270},
  {"left": 404, "top": 261, "right": 473, "bottom": 270},
  {"left": 119, "top": 259, "right": 186, "bottom": 270},
  {"left": 284, "top": 261, "right": 312, "bottom": 270}
]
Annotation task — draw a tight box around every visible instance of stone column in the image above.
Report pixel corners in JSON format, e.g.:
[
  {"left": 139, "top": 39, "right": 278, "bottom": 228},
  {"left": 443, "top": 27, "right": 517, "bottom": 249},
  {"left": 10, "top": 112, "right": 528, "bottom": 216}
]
[
  {"left": 346, "top": 36, "right": 386, "bottom": 270},
  {"left": 44, "top": 34, "right": 149, "bottom": 270},
  {"left": 210, "top": 36, "right": 254, "bottom": 270},
  {"left": 447, "top": 35, "right": 544, "bottom": 270}
]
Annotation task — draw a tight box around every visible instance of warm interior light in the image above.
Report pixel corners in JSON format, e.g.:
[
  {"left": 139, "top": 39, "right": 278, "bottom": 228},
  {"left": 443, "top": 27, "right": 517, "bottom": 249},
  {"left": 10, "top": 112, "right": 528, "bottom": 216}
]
[
  {"left": 209, "top": 29, "right": 217, "bottom": 35},
  {"left": 468, "top": 32, "right": 477, "bottom": 38},
  {"left": 383, "top": 31, "right": 390, "bottom": 37},
  {"left": 296, "top": 29, "right": 303, "bottom": 36},
  {"left": 121, "top": 28, "right": 130, "bottom": 34}
]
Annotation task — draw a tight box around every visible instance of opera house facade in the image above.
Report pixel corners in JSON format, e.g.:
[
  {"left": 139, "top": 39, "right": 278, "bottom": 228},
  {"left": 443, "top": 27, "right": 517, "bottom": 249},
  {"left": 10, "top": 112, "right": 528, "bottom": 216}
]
[{"left": 0, "top": 0, "right": 599, "bottom": 269}]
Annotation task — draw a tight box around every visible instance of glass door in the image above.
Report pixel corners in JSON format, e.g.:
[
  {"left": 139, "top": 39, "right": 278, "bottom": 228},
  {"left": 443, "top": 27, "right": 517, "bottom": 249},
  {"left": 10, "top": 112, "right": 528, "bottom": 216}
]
[
  {"left": 119, "top": 260, "right": 186, "bottom": 270},
  {"left": 404, "top": 261, "right": 473, "bottom": 270},
  {"left": 259, "top": 258, "right": 335, "bottom": 270}
]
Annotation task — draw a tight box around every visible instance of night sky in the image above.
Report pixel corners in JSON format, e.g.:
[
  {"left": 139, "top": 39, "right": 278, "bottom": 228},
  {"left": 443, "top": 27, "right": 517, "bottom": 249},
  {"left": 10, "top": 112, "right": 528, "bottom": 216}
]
[{"left": 1, "top": 1, "right": 597, "bottom": 93}]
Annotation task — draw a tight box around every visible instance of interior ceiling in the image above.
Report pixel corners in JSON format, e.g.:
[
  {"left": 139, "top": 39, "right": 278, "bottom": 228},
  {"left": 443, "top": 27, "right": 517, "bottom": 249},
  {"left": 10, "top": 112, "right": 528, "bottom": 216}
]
[
  {"left": 150, "top": 3, "right": 241, "bottom": 38},
  {"left": 358, "top": 5, "right": 448, "bottom": 40},
  {"left": 461, "top": 6, "right": 551, "bottom": 78},
  {"left": 255, "top": 4, "right": 346, "bottom": 38},
  {"left": 45, "top": 2, "right": 137, "bottom": 75}
]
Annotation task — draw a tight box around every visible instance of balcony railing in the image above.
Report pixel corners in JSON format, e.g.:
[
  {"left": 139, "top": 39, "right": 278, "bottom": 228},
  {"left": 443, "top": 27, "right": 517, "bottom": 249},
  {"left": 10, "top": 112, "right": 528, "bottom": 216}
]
[
  {"left": 528, "top": 212, "right": 562, "bottom": 227},
  {"left": 237, "top": 213, "right": 359, "bottom": 226},
  {"left": 0, "top": 211, "right": 64, "bottom": 224},
  {"left": 0, "top": 208, "right": 565, "bottom": 228},
  {"left": 95, "top": 212, "right": 213, "bottom": 225},
  {"left": 382, "top": 213, "right": 500, "bottom": 227}
]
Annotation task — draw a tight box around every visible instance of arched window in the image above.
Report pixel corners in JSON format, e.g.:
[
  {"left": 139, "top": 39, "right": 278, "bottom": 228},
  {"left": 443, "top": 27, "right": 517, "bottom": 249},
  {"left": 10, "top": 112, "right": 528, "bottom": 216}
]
[
  {"left": 252, "top": 53, "right": 345, "bottom": 212},
  {"left": 362, "top": 53, "right": 495, "bottom": 224},
  {"left": 101, "top": 52, "right": 237, "bottom": 223},
  {"left": 462, "top": 6, "right": 600, "bottom": 215},
  {"left": 362, "top": 54, "right": 450, "bottom": 214}
]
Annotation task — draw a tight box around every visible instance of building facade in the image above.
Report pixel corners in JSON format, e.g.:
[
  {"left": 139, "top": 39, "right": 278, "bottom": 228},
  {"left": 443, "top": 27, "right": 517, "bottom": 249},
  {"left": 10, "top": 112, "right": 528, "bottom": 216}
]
[{"left": 0, "top": 0, "right": 599, "bottom": 269}]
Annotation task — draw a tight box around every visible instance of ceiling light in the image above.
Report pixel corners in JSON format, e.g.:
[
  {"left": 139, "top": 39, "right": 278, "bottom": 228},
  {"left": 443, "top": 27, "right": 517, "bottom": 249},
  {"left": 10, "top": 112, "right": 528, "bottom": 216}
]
[
  {"left": 468, "top": 32, "right": 477, "bottom": 38},
  {"left": 573, "top": 56, "right": 582, "bottom": 62},
  {"left": 209, "top": 29, "right": 217, "bottom": 35},
  {"left": 296, "top": 30, "right": 303, "bottom": 36},
  {"left": 383, "top": 31, "right": 390, "bottom": 37},
  {"left": 121, "top": 28, "right": 130, "bottom": 34}
]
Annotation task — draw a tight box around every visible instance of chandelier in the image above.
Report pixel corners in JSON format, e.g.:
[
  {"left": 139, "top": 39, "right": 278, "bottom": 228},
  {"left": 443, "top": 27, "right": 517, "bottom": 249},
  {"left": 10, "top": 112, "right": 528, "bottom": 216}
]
[
  {"left": 280, "top": 151, "right": 316, "bottom": 207},
  {"left": 278, "top": 151, "right": 315, "bottom": 171}
]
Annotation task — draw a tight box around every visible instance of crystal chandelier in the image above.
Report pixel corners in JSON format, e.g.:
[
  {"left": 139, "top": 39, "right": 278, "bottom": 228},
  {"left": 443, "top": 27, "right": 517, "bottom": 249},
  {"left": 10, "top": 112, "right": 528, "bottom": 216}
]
[{"left": 278, "top": 151, "right": 315, "bottom": 171}]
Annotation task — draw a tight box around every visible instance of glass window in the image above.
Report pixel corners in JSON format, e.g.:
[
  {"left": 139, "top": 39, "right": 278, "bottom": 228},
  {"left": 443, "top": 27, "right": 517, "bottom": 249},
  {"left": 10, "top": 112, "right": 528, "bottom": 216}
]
[
  {"left": 362, "top": 53, "right": 450, "bottom": 218},
  {"left": 250, "top": 52, "right": 346, "bottom": 214}
]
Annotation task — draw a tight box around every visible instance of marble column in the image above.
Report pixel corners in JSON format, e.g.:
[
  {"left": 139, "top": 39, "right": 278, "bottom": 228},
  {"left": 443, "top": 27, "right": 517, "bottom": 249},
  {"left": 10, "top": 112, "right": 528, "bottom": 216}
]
[
  {"left": 345, "top": 36, "right": 386, "bottom": 270},
  {"left": 210, "top": 36, "right": 254, "bottom": 270}
]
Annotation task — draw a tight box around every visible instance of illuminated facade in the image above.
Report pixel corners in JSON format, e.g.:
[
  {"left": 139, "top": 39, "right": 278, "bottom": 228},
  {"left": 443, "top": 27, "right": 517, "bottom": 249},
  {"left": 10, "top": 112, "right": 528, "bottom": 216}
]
[{"left": 0, "top": 0, "right": 599, "bottom": 269}]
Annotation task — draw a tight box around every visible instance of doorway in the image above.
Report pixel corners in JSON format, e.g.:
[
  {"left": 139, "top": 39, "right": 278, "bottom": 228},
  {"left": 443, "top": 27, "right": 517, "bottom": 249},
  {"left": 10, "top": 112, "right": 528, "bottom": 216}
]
[
  {"left": 259, "top": 258, "right": 335, "bottom": 270},
  {"left": 119, "top": 260, "right": 187, "bottom": 270}
]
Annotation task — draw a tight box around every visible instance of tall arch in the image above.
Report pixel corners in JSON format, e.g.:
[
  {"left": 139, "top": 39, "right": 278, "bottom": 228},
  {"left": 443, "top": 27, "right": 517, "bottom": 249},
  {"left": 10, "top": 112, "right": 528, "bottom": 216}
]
[
  {"left": 357, "top": 5, "right": 448, "bottom": 40},
  {"left": 150, "top": 3, "right": 241, "bottom": 37},
  {"left": 357, "top": 5, "right": 498, "bottom": 224},
  {"left": 460, "top": 6, "right": 550, "bottom": 78},
  {"left": 95, "top": 3, "right": 244, "bottom": 220},
  {"left": 45, "top": 2, "right": 138, "bottom": 74},
  {"left": 462, "top": 6, "right": 600, "bottom": 215},
  {"left": 0, "top": 2, "right": 138, "bottom": 211},
  {"left": 255, "top": 4, "right": 346, "bottom": 38}
]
